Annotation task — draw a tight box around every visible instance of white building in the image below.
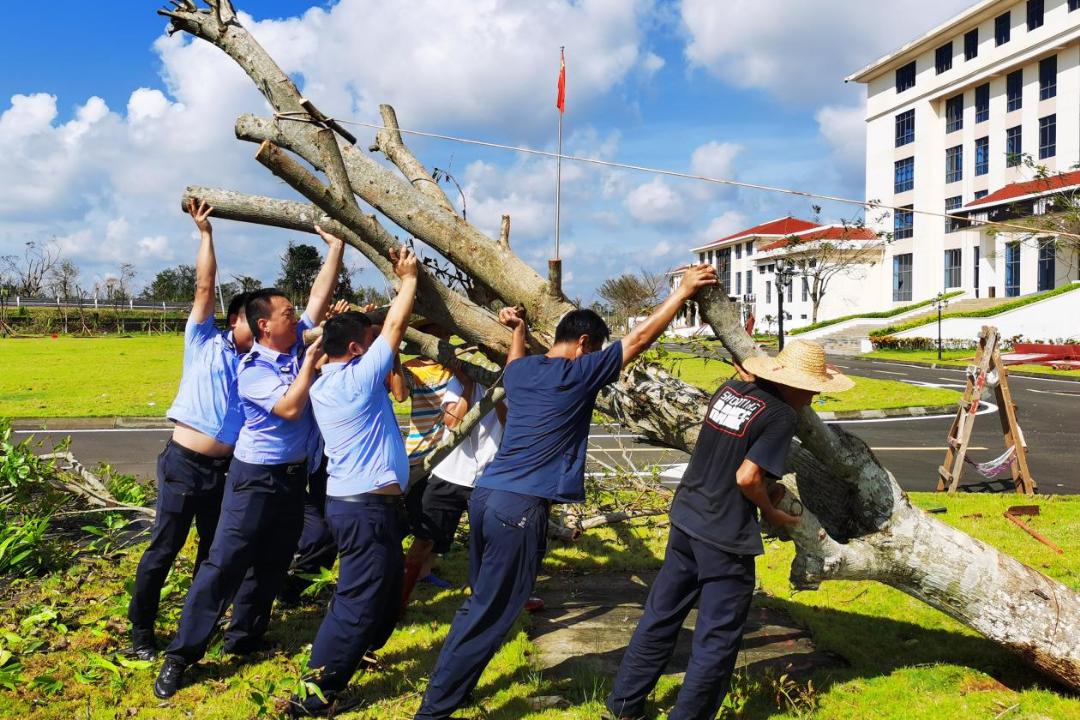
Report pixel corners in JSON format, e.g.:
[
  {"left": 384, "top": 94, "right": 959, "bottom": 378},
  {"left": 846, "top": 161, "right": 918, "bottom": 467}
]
[
  {"left": 848, "top": 0, "right": 1080, "bottom": 305},
  {"left": 669, "top": 217, "right": 885, "bottom": 333}
]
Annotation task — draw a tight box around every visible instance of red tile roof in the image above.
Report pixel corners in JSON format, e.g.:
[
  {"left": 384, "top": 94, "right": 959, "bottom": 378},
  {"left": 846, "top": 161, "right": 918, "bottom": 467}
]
[
  {"left": 692, "top": 216, "right": 818, "bottom": 251},
  {"left": 757, "top": 224, "right": 879, "bottom": 251},
  {"left": 966, "top": 170, "right": 1080, "bottom": 208}
]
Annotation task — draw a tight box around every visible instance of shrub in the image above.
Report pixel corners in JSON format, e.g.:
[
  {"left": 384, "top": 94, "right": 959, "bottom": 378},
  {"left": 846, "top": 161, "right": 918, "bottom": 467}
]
[{"left": 0, "top": 421, "right": 65, "bottom": 577}]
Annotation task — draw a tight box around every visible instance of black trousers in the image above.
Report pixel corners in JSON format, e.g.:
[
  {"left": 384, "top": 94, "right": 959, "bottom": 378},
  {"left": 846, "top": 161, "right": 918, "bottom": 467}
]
[
  {"left": 606, "top": 525, "right": 756, "bottom": 720},
  {"left": 307, "top": 495, "right": 406, "bottom": 695},
  {"left": 415, "top": 487, "right": 549, "bottom": 720},
  {"left": 128, "top": 440, "right": 228, "bottom": 632},
  {"left": 165, "top": 458, "right": 306, "bottom": 664}
]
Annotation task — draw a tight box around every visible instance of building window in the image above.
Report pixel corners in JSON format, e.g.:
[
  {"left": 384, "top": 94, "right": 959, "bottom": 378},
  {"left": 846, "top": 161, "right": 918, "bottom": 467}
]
[
  {"left": 735, "top": 243, "right": 742, "bottom": 259},
  {"left": 973, "top": 246, "right": 981, "bottom": 296},
  {"left": 945, "top": 95, "right": 964, "bottom": 133},
  {"left": 944, "top": 248, "right": 962, "bottom": 288},
  {"left": 766, "top": 280, "right": 772, "bottom": 304},
  {"left": 974, "top": 189, "right": 989, "bottom": 199},
  {"left": 699, "top": 253, "right": 706, "bottom": 264},
  {"left": 896, "top": 61, "right": 916, "bottom": 92},
  {"left": 801, "top": 276, "right": 809, "bottom": 302},
  {"left": 945, "top": 196, "right": 965, "bottom": 232},
  {"left": 745, "top": 269, "right": 753, "bottom": 295},
  {"left": 893, "top": 253, "right": 913, "bottom": 301},
  {"left": 895, "top": 109, "right": 915, "bottom": 146},
  {"left": 946, "top": 145, "right": 963, "bottom": 183},
  {"left": 718, "top": 247, "right": 732, "bottom": 293},
  {"left": 1038, "top": 238, "right": 1055, "bottom": 291},
  {"left": 975, "top": 83, "right": 989, "bottom": 123},
  {"left": 1005, "top": 242, "right": 1020, "bottom": 297},
  {"left": 975, "top": 137, "right": 989, "bottom": 175},
  {"left": 894, "top": 205, "right": 914, "bottom": 239},
  {"left": 745, "top": 241, "right": 754, "bottom": 256},
  {"left": 1006, "top": 126, "right": 1023, "bottom": 166},
  {"left": 995, "top": 12, "right": 1011, "bottom": 45},
  {"left": 736, "top": 271, "right": 742, "bottom": 295},
  {"left": 935, "top": 42, "right": 953, "bottom": 74},
  {"left": 1039, "top": 114, "right": 1056, "bottom": 159},
  {"left": 1006, "top": 69, "right": 1023, "bottom": 112},
  {"left": 786, "top": 280, "right": 793, "bottom": 303},
  {"left": 895, "top": 157, "right": 914, "bottom": 192},
  {"left": 964, "top": 28, "right": 979, "bottom": 60},
  {"left": 1027, "top": 0, "right": 1044, "bottom": 30},
  {"left": 707, "top": 250, "right": 714, "bottom": 266},
  {"left": 1071, "top": 0, "right": 1080, "bottom": 11},
  {"left": 1039, "top": 55, "right": 1056, "bottom": 99}
]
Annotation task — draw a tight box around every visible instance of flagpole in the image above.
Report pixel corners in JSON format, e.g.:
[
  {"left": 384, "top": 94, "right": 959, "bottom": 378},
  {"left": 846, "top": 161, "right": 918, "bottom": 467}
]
[{"left": 554, "top": 46, "right": 564, "bottom": 262}]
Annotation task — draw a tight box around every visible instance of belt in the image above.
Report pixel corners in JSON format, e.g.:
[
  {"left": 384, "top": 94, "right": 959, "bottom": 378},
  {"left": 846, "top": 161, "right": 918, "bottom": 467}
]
[
  {"left": 167, "top": 440, "right": 232, "bottom": 469},
  {"left": 329, "top": 493, "right": 403, "bottom": 505}
]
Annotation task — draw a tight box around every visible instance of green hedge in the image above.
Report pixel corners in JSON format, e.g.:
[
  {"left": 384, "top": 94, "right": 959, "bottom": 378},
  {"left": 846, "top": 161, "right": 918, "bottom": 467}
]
[
  {"left": 789, "top": 290, "right": 965, "bottom": 335},
  {"left": 869, "top": 282, "right": 1080, "bottom": 337}
]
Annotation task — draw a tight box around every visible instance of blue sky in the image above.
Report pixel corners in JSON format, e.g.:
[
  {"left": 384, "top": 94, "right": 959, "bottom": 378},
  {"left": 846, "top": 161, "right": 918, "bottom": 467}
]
[{"left": 0, "top": 0, "right": 973, "bottom": 301}]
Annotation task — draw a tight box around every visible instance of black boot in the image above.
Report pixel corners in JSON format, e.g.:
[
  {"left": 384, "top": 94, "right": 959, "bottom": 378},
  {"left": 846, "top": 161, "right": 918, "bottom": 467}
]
[
  {"left": 153, "top": 657, "right": 187, "bottom": 699},
  {"left": 130, "top": 627, "right": 158, "bottom": 661}
]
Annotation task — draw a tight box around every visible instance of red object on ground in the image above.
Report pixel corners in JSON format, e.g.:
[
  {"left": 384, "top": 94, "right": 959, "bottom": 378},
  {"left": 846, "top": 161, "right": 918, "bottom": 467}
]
[
  {"left": 524, "top": 596, "right": 545, "bottom": 613},
  {"left": 1001, "top": 342, "right": 1080, "bottom": 368}
]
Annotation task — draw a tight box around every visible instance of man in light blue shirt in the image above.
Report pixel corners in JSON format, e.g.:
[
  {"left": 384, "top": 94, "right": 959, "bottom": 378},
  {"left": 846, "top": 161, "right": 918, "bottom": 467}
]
[
  {"left": 155, "top": 225, "right": 344, "bottom": 699},
  {"left": 288, "top": 245, "right": 418, "bottom": 717},
  {"left": 128, "top": 199, "right": 254, "bottom": 661}
]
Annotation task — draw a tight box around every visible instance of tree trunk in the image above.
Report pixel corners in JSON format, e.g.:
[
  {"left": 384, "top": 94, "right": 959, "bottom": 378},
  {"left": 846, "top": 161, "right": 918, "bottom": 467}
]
[{"left": 158, "top": 2, "right": 1080, "bottom": 689}]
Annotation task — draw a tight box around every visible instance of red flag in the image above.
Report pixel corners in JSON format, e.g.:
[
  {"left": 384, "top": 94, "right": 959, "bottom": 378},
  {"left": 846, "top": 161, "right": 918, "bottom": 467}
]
[{"left": 556, "top": 48, "right": 566, "bottom": 113}]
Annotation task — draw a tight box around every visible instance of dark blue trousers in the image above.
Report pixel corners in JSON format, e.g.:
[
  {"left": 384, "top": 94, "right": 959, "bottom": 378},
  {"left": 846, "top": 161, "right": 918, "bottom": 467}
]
[
  {"left": 606, "top": 525, "right": 756, "bottom": 720},
  {"left": 128, "top": 441, "right": 227, "bottom": 632},
  {"left": 283, "top": 462, "right": 338, "bottom": 598},
  {"left": 307, "top": 496, "right": 405, "bottom": 695},
  {"left": 165, "top": 458, "right": 306, "bottom": 664},
  {"left": 415, "top": 487, "right": 549, "bottom": 720}
]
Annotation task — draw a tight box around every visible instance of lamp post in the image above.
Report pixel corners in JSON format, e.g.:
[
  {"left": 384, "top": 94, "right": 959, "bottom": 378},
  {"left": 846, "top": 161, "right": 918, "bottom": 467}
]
[
  {"left": 932, "top": 291, "right": 950, "bottom": 360},
  {"left": 774, "top": 260, "right": 796, "bottom": 351}
]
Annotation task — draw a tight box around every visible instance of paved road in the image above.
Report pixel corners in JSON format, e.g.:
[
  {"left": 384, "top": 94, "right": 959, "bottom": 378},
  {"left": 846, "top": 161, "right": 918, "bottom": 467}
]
[{"left": 14, "top": 358, "right": 1078, "bottom": 494}]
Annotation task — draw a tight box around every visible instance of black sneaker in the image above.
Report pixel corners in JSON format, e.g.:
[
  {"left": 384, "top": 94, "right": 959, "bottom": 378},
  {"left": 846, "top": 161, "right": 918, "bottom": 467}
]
[
  {"left": 130, "top": 628, "right": 158, "bottom": 661},
  {"left": 153, "top": 657, "right": 187, "bottom": 699}
]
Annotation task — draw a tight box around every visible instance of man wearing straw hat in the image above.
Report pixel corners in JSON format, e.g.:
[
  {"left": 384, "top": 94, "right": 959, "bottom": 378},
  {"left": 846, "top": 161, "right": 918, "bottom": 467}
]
[{"left": 606, "top": 339, "right": 852, "bottom": 720}]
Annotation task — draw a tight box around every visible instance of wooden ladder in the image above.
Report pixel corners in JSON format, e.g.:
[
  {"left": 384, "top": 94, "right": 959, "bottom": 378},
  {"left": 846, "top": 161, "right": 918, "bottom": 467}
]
[{"left": 937, "top": 325, "right": 1036, "bottom": 495}]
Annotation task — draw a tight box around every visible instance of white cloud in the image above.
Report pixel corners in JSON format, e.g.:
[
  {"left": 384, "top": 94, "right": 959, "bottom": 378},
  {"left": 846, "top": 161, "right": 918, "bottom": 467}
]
[
  {"left": 815, "top": 102, "right": 867, "bottom": 192},
  {"left": 689, "top": 141, "right": 741, "bottom": 179},
  {"left": 624, "top": 177, "right": 686, "bottom": 225},
  {"left": 0, "top": 0, "right": 657, "bottom": 292},
  {"left": 697, "top": 211, "right": 749, "bottom": 245},
  {"left": 680, "top": 0, "right": 974, "bottom": 105}
]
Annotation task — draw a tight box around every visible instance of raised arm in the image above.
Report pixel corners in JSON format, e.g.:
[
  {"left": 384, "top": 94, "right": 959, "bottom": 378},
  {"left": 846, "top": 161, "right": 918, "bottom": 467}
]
[
  {"left": 388, "top": 353, "right": 409, "bottom": 403},
  {"left": 189, "top": 199, "right": 217, "bottom": 324},
  {"left": 379, "top": 247, "right": 419, "bottom": 350},
  {"left": 307, "top": 225, "right": 346, "bottom": 324},
  {"left": 270, "top": 336, "right": 325, "bottom": 421},
  {"left": 498, "top": 307, "right": 527, "bottom": 366},
  {"left": 620, "top": 263, "right": 716, "bottom": 368}
]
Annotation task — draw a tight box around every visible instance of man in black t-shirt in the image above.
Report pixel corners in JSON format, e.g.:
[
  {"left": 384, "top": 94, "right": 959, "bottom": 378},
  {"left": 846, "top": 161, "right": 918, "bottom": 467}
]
[{"left": 606, "top": 340, "right": 853, "bottom": 720}]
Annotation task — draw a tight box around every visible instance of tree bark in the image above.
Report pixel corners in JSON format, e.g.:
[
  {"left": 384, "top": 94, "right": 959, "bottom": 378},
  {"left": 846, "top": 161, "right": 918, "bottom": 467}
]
[{"left": 159, "top": 3, "right": 1080, "bottom": 689}]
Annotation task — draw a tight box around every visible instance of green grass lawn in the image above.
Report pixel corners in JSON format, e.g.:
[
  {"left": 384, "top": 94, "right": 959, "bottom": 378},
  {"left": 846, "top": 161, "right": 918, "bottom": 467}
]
[
  {"left": 862, "top": 349, "right": 1080, "bottom": 379},
  {"left": 0, "top": 335, "right": 413, "bottom": 419},
  {"left": 660, "top": 352, "right": 961, "bottom": 413},
  {"left": 1, "top": 338, "right": 960, "bottom": 419},
  {"left": 0, "top": 493, "right": 1076, "bottom": 719}
]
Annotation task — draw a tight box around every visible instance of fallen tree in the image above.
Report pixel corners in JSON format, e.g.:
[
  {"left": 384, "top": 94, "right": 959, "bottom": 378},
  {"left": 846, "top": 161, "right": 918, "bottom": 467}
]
[{"left": 157, "top": 0, "right": 1079, "bottom": 689}]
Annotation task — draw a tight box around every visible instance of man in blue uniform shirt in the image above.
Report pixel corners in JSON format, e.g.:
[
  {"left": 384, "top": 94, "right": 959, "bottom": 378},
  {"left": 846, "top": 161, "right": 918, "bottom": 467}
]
[
  {"left": 413, "top": 263, "right": 718, "bottom": 720},
  {"left": 128, "top": 199, "right": 253, "bottom": 661},
  {"left": 154, "top": 225, "right": 344, "bottom": 699},
  {"left": 288, "top": 246, "right": 418, "bottom": 717},
  {"left": 605, "top": 340, "right": 852, "bottom": 720}
]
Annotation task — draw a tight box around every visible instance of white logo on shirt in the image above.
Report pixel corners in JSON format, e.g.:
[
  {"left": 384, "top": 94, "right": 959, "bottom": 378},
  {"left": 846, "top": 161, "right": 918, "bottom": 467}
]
[{"left": 705, "top": 387, "right": 766, "bottom": 438}]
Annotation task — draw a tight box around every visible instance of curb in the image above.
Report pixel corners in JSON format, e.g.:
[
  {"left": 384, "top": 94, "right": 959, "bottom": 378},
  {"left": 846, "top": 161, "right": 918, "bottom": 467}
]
[
  {"left": 815, "top": 404, "right": 957, "bottom": 421},
  {"left": 10, "top": 416, "right": 172, "bottom": 431},
  {"left": 853, "top": 355, "right": 1080, "bottom": 383}
]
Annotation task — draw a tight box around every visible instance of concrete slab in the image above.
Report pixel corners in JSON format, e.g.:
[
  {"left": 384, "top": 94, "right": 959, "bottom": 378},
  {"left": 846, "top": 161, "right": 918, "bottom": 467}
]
[{"left": 531, "top": 572, "right": 841, "bottom": 682}]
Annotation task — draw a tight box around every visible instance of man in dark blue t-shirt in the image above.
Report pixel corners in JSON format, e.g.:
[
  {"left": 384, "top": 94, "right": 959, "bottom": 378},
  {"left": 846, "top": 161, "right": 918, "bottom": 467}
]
[
  {"left": 414, "top": 264, "right": 718, "bottom": 720},
  {"left": 606, "top": 339, "right": 853, "bottom": 720}
]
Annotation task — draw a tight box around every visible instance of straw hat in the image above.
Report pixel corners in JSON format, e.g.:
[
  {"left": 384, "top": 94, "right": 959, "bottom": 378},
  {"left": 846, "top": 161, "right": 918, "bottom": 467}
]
[{"left": 742, "top": 340, "right": 854, "bottom": 393}]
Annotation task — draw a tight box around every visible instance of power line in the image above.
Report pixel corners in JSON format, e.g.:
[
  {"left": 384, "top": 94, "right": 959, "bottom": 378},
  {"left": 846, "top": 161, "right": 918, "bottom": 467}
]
[{"left": 274, "top": 112, "right": 1080, "bottom": 241}]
